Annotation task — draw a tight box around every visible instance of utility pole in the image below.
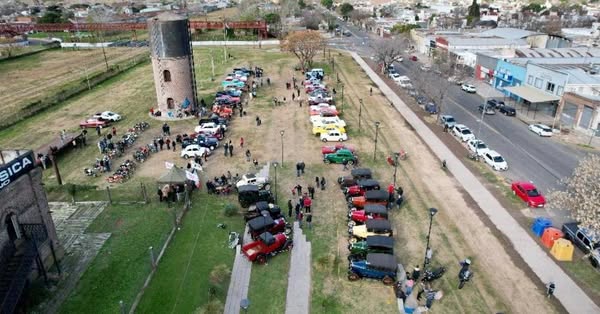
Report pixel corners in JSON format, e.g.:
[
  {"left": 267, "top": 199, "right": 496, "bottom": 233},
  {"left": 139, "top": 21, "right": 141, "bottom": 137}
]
[
  {"left": 358, "top": 98, "right": 364, "bottom": 132},
  {"left": 373, "top": 121, "right": 380, "bottom": 160}
]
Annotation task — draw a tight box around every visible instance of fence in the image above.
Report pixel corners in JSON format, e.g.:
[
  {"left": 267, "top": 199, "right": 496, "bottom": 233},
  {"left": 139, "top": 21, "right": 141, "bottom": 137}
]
[{"left": 45, "top": 183, "right": 149, "bottom": 205}]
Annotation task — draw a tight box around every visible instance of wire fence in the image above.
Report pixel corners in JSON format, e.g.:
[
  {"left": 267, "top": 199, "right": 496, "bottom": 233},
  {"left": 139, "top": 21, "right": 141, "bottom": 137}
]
[{"left": 45, "top": 183, "right": 149, "bottom": 205}]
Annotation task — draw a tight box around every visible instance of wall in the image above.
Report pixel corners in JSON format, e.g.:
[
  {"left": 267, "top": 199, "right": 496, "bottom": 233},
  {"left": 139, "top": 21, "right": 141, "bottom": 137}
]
[
  {"left": 525, "top": 63, "right": 568, "bottom": 97},
  {"left": 557, "top": 92, "right": 600, "bottom": 132},
  {"left": 493, "top": 60, "right": 527, "bottom": 96},
  {"left": 475, "top": 53, "right": 499, "bottom": 82},
  {"left": 151, "top": 57, "right": 195, "bottom": 116}
]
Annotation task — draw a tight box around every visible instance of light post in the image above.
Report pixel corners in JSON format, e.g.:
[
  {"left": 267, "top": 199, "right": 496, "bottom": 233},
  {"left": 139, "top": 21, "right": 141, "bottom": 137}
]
[
  {"left": 240, "top": 299, "right": 250, "bottom": 313},
  {"left": 423, "top": 207, "right": 438, "bottom": 270},
  {"left": 280, "top": 130, "right": 285, "bottom": 166},
  {"left": 340, "top": 82, "right": 345, "bottom": 114},
  {"left": 392, "top": 152, "right": 400, "bottom": 187},
  {"left": 358, "top": 98, "right": 364, "bottom": 132},
  {"left": 273, "top": 162, "right": 279, "bottom": 203},
  {"left": 373, "top": 121, "right": 380, "bottom": 160},
  {"left": 477, "top": 98, "right": 488, "bottom": 140}
]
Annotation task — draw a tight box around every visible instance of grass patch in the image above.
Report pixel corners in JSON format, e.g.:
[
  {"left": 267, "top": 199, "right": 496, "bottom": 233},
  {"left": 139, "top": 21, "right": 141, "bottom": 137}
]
[
  {"left": 136, "top": 193, "right": 245, "bottom": 313},
  {"left": 246, "top": 254, "right": 290, "bottom": 314},
  {"left": 562, "top": 259, "right": 600, "bottom": 296},
  {"left": 58, "top": 201, "right": 173, "bottom": 314}
]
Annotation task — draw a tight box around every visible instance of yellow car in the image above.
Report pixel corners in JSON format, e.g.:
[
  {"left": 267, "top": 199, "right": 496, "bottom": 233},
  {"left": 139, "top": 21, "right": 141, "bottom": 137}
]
[{"left": 312, "top": 124, "right": 346, "bottom": 136}]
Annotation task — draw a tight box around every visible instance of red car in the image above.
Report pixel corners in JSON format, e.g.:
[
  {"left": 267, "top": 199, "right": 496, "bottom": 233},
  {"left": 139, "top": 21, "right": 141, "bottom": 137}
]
[
  {"left": 79, "top": 118, "right": 109, "bottom": 128},
  {"left": 348, "top": 204, "right": 388, "bottom": 226},
  {"left": 345, "top": 179, "right": 381, "bottom": 197},
  {"left": 322, "top": 143, "right": 356, "bottom": 155},
  {"left": 511, "top": 181, "right": 546, "bottom": 208},
  {"left": 242, "top": 232, "right": 293, "bottom": 264},
  {"left": 410, "top": 55, "right": 418, "bottom": 61},
  {"left": 309, "top": 108, "right": 338, "bottom": 116}
]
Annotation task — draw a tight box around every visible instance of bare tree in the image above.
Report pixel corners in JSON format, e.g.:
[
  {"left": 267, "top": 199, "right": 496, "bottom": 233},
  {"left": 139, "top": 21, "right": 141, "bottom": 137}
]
[
  {"left": 549, "top": 154, "right": 600, "bottom": 231},
  {"left": 281, "top": 30, "right": 325, "bottom": 71},
  {"left": 371, "top": 37, "right": 407, "bottom": 74},
  {"left": 349, "top": 10, "right": 371, "bottom": 29}
]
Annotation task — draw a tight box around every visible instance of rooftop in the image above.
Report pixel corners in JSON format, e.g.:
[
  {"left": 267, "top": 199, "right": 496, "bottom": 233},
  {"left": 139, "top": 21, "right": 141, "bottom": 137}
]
[
  {"left": 515, "top": 48, "right": 600, "bottom": 58},
  {"left": 474, "top": 27, "right": 542, "bottom": 40},
  {"left": 443, "top": 36, "right": 528, "bottom": 47}
]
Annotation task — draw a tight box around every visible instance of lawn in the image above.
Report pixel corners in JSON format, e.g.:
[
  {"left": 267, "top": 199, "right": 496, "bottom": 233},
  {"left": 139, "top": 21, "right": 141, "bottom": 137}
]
[
  {"left": 58, "top": 201, "right": 173, "bottom": 314},
  {"left": 136, "top": 193, "right": 245, "bottom": 313}
]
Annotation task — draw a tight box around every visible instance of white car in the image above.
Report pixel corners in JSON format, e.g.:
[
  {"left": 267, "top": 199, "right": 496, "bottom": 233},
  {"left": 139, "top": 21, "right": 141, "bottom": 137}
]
[
  {"left": 461, "top": 84, "right": 476, "bottom": 93},
  {"left": 235, "top": 173, "right": 270, "bottom": 189},
  {"left": 452, "top": 124, "right": 475, "bottom": 142},
  {"left": 201, "top": 122, "right": 226, "bottom": 131},
  {"left": 420, "top": 65, "right": 431, "bottom": 72},
  {"left": 310, "top": 103, "right": 337, "bottom": 111},
  {"left": 320, "top": 131, "right": 348, "bottom": 142},
  {"left": 390, "top": 73, "right": 402, "bottom": 83},
  {"left": 93, "top": 111, "right": 121, "bottom": 122},
  {"left": 467, "top": 139, "right": 489, "bottom": 157},
  {"left": 180, "top": 145, "right": 210, "bottom": 159},
  {"left": 483, "top": 150, "right": 508, "bottom": 171},
  {"left": 311, "top": 116, "right": 347, "bottom": 127},
  {"left": 528, "top": 124, "right": 553, "bottom": 137},
  {"left": 308, "top": 94, "right": 333, "bottom": 102}
]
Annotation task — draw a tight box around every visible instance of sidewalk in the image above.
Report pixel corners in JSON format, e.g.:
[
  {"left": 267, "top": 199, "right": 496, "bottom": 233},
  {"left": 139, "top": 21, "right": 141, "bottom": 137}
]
[
  {"left": 285, "top": 222, "right": 311, "bottom": 314},
  {"left": 351, "top": 51, "right": 600, "bottom": 313}
]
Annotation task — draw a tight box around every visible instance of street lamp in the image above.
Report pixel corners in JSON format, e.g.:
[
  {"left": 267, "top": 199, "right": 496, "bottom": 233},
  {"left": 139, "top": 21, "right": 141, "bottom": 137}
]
[
  {"left": 280, "top": 130, "right": 285, "bottom": 166},
  {"left": 340, "top": 82, "right": 345, "bottom": 114},
  {"left": 358, "top": 98, "right": 364, "bottom": 132},
  {"left": 273, "top": 162, "right": 279, "bottom": 203},
  {"left": 477, "top": 98, "right": 488, "bottom": 140},
  {"left": 240, "top": 299, "right": 250, "bottom": 313},
  {"left": 423, "top": 207, "right": 438, "bottom": 270},
  {"left": 373, "top": 121, "right": 381, "bottom": 160},
  {"left": 392, "top": 152, "right": 400, "bottom": 187}
]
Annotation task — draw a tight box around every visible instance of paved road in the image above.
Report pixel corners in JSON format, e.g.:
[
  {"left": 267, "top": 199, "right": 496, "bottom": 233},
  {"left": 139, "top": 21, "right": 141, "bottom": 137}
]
[{"left": 328, "top": 20, "right": 592, "bottom": 223}]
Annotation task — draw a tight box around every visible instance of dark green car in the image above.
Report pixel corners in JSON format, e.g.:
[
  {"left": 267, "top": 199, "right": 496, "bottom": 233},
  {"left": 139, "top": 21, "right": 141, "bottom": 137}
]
[
  {"left": 347, "top": 235, "right": 394, "bottom": 260},
  {"left": 324, "top": 149, "right": 357, "bottom": 164}
]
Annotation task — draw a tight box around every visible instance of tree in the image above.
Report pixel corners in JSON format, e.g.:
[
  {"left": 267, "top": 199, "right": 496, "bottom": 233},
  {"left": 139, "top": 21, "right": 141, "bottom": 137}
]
[
  {"left": 467, "top": 0, "right": 480, "bottom": 25},
  {"left": 39, "top": 5, "right": 68, "bottom": 23},
  {"left": 390, "top": 23, "right": 419, "bottom": 34},
  {"left": 350, "top": 10, "right": 371, "bottom": 28},
  {"left": 549, "top": 154, "right": 600, "bottom": 231},
  {"left": 371, "top": 38, "right": 407, "bottom": 74},
  {"left": 339, "top": 3, "right": 354, "bottom": 19},
  {"left": 264, "top": 13, "right": 281, "bottom": 25},
  {"left": 321, "top": 0, "right": 333, "bottom": 10},
  {"left": 282, "top": 30, "right": 325, "bottom": 72},
  {"left": 298, "top": 0, "right": 307, "bottom": 9},
  {"left": 301, "top": 10, "right": 321, "bottom": 30}
]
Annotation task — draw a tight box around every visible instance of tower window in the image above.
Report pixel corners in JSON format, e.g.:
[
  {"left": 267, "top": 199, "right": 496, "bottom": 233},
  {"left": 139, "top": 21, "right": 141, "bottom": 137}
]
[
  {"left": 167, "top": 98, "right": 174, "bottom": 109},
  {"left": 163, "top": 70, "right": 171, "bottom": 82}
]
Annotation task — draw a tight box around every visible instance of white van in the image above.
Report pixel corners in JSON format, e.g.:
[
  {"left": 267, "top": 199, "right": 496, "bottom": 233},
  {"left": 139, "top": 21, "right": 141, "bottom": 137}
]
[
  {"left": 310, "top": 68, "right": 324, "bottom": 77},
  {"left": 397, "top": 76, "right": 412, "bottom": 88}
]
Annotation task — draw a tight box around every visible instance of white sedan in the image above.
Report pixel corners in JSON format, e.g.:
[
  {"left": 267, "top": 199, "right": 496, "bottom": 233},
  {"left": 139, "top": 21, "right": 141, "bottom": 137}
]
[
  {"left": 320, "top": 131, "right": 348, "bottom": 142},
  {"left": 467, "top": 139, "right": 489, "bottom": 157},
  {"left": 461, "top": 84, "right": 476, "bottom": 93},
  {"left": 452, "top": 124, "right": 475, "bottom": 142},
  {"left": 528, "top": 124, "right": 553, "bottom": 137},
  {"left": 180, "top": 145, "right": 210, "bottom": 159},
  {"left": 93, "top": 111, "right": 122, "bottom": 121},
  {"left": 483, "top": 150, "right": 508, "bottom": 171},
  {"left": 390, "top": 73, "right": 402, "bottom": 83}
]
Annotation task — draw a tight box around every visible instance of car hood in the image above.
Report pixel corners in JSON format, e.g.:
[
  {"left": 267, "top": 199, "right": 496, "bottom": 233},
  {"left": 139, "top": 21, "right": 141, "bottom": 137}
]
[{"left": 528, "top": 195, "right": 546, "bottom": 205}]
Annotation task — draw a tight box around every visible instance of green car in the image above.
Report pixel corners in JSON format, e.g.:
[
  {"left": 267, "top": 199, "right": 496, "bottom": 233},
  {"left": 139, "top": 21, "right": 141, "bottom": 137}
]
[
  {"left": 347, "top": 236, "right": 394, "bottom": 260},
  {"left": 323, "top": 149, "right": 357, "bottom": 164}
]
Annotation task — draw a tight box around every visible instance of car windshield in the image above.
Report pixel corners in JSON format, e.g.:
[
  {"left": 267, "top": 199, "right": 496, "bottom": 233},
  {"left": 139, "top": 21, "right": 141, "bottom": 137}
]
[
  {"left": 540, "top": 126, "right": 551, "bottom": 132},
  {"left": 461, "top": 129, "right": 472, "bottom": 135},
  {"left": 446, "top": 117, "right": 455, "bottom": 123},
  {"left": 493, "top": 156, "right": 504, "bottom": 163},
  {"left": 477, "top": 143, "right": 487, "bottom": 149},
  {"left": 526, "top": 188, "right": 540, "bottom": 197}
]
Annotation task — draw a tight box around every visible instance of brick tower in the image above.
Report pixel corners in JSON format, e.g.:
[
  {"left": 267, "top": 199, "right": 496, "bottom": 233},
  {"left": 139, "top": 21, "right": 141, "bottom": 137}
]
[{"left": 148, "top": 13, "right": 198, "bottom": 117}]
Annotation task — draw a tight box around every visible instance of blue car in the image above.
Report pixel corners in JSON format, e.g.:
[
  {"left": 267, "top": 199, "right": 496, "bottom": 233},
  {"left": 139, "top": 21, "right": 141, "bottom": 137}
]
[
  {"left": 196, "top": 136, "right": 219, "bottom": 150},
  {"left": 221, "top": 79, "right": 245, "bottom": 88},
  {"left": 348, "top": 253, "right": 397, "bottom": 285}
]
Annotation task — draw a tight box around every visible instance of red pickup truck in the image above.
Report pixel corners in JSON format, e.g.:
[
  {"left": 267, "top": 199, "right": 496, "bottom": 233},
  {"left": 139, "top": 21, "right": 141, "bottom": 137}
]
[{"left": 242, "top": 232, "right": 293, "bottom": 264}]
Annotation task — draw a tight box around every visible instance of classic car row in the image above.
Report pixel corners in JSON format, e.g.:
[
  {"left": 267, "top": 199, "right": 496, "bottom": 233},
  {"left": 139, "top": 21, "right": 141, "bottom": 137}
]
[{"left": 304, "top": 70, "right": 350, "bottom": 142}]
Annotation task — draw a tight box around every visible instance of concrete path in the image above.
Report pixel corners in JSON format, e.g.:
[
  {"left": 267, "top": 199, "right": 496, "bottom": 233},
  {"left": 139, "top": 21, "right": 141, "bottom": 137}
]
[
  {"left": 351, "top": 52, "right": 600, "bottom": 313},
  {"left": 224, "top": 163, "right": 270, "bottom": 314},
  {"left": 285, "top": 222, "right": 311, "bottom": 314}
]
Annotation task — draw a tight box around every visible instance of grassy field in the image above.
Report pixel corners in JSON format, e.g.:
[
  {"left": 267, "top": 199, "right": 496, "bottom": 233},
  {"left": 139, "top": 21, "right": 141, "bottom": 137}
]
[
  {"left": 0, "top": 47, "right": 147, "bottom": 127},
  {"left": 58, "top": 201, "right": 173, "bottom": 314},
  {"left": 136, "top": 194, "right": 245, "bottom": 313}
]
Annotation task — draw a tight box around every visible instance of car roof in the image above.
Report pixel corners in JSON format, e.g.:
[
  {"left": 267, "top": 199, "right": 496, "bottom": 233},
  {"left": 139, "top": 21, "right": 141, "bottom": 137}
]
[
  {"left": 336, "top": 149, "right": 353, "bottom": 154},
  {"left": 366, "top": 253, "right": 397, "bottom": 270},
  {"left": 486, "top": 150, "right": 501, "bottom": 157},
  {"left": 365, "top": 190, "right": 389, "bottom": 200},
  {"left": 454, "top": 124, "right": 467, "bottom": 128},
  {"left": 259, "top": 232, "right": 275, "bottom": 245},
  {"left": 245, "top": 173, "right": 256, "bottom": 179},
  {"left": 358, "top": 179, "right": 379, "bottom": 187},
  {"left": 364, "top": 204, "right": 388, "bottom": 214},
  {"left": 534, "top": 124, "right": 551, "bottom": 128},
  {"left": 255, "top": 201, "right": 269, "bottom": 211},
  {"left": 237, "top": 185, "right": 259, "bottom": 192},
  {"left": 366, "top": 236, "right": 394, "bottom": 249},
  {"left": 366, "top": 219, "right": 392, "bottom": 229},
  {"left": 351, "top": 168, "right": 371, "bottom": 176},
  {"left": 513, "top": 181, "right": 537, "bottom": 189},
  {"left": 248, "top": 216, "right": 275, "bottom": 230}
]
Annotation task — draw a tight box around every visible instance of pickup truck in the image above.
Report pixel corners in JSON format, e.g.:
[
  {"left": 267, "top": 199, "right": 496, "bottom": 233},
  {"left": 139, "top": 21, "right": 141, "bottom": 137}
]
[
  {"left": 562, "top": 223, "right": 600, "bottom": 267},
  {"left": 242, "top": 232, "right": 293, "bottom": 264},
  {"left": 235, "top": 173, "right": 270, "bottom": 190}
]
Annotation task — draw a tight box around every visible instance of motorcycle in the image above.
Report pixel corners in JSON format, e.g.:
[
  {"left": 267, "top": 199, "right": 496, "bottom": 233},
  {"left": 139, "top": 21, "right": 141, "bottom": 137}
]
[
  {"left": 421, "top": 266, "right": 446, "bottom": 283},
  {"left": 84, "top": 168, "right": 97, "bottom": 177}
]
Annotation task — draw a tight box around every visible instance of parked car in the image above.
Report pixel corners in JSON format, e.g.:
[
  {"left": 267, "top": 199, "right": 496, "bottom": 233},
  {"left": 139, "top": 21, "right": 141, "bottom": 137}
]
[
  {"left": 440, "top": 115, "right": 456, "bottom": 129},
  {"left": 347, "top": 236, "right": 394, "bottom": 260},
  {"left": 180, "top": 144, "right": 210, "bottom": 159},
  {"left": 511, "top": 181, "right": 546, "bottom": 208},
  {"left": 311, "top": 116, "right": 347, "bottom": 127},
  {"left": 321, "top": 143, "right": 355, "bottom": 155},
  {"left": 235, "top": 173, "right": 270, "bottom": 190},
  {"left": 221, "top": 78, "right": 245, "bottom": 88},
  {"left": 420, "top": 65, "right": 431, "bottom": 72},
  {"left": 416, "top": 95, "right": 427, "bottom": 104},
  {"left": 309, "top": 107, "right": 338, "bottom": 117},
  {"left": 324, "top": 149, "right": 357, "bottom": 165},
  {"left": 195, "top": 123, "right": 220, "bottom": 135},
  {"left": 238, "top": 185, "right": 275, "bottom": 208},
  {"left": 344, "top": 179, "right": 381, "bottom": 197},
  {"left": 483, "top": 150, "right": 508, "bottom": 171},
  {"left": 478, "top": 104, "right": 496, "bottom": 115},
  {"left": 348, "top": 204, "right": 388, "bottom": 226},
  {"left": 349, "top": 219, "right": 393, "bottom": 241},
  {"left": 461, "top": 83, "right": 476, "bottom": 93},
  {"left": 397, "top": 76, "right": 412, "bottom": 88},
  {"left": 452, "top": 124, "right": 475, "bottom": 142},
  {"left": 347, "top": 253, "right": 397, "bottom": 285},
  {"left": 244, "top": 201, "right": 282, "bottom": 221},
  {"left": 562, "top": 223, "right": 600, "bottom": 268},
  {"left": 528, "top": 124, "right": 553, "bottom": 137},
  {"left": 467, "top": 139, "right": 489, "bottom": 157},
  {"left": 247, "top": 215, "right": 290, "bottom": 239},
  {"left": 498, "top": 104, "right": 516, "bottom": 116},
  {"left": 321, "top": 131, "right": 348, "bottom": 142},
  {"left": 337, "top": 168, "right": 373, "bottom": 188},
  {"left": 242, "top": 232, "right": 293, "bottom": 264},
  {"left": 195, "top": 135, "right": 219, "bottom": 150},
  {"left": 410, "top": 55, "right": 418, "bottom": 61},
  {"left": 448, "top": 76, "right": 463, "bottom": 85},
  {"left": 79, "top": 118, "right": 109, "bottom": 128},
  {"left": 349, "top": 190, "right": 389, "bottom": 209},
  {"left": 313, "top": 125, "right": 346, "bottom": 136},
  {"left": 92, "top": 111, "right": 122, "bottom": 122}
]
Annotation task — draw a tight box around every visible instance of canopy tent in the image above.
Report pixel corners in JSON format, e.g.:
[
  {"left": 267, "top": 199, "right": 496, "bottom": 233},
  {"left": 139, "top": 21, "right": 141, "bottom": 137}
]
[
  {"left": 504, "top": 85, "right": 560, "bottom": 103},
  {"left": 157, "top": 166, "right": 188, "bottom": 184}
]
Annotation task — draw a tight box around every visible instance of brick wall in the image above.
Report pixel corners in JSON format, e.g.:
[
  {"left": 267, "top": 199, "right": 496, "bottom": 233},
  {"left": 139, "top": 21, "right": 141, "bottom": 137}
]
[{"left": 151, "top": 56, "right": 195, "bottom": 114}]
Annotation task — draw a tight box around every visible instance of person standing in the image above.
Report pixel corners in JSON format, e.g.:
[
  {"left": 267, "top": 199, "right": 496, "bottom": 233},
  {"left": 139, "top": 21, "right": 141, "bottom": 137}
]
[
  {"left": 315, "top": 176, "right": 320, "bottom": 189},
  {"left": 308, "top": 185, "right": 315, "bottom": 199},
  {"left": 295, "top": 184, "right": 302, "bottom": 195},
  {"left": 287, "top": 200, "right": 293, "bottom": 218},
  {"left": 370, "top": 87, "right": 373, "bottom": 96},
  {"left": 224, "top": 143, "right": 229, "bottom": 156},
  {"left": 112, "top": 127, "right": 117, "bottom": 136},
  {"left": 295, "top": 163, "right": 301, "bottom": 177},
  {"left": 96, "top": 125, "right": 101, "bottom": 136},
  {"left": 240, "top": 137, "right": 244, "bottom": 147},
  {"left": 158, "top": 138, "right": 165, "bottom": 150},
  {"left": 295, "top": 202, "right": 301, "bottom": 220},
  {"left": 300, "top": 161, "right": 305, "bottom": 174},
  {"left": 306, "top": 213, "right": 312, "bottom": 229},
  {"left": 342, "top": 159, "right": 349, "bottom": 170},
  {"left": 166, "top": 138, "right": 171, "bottom": 150},
  {"left": 157, "top": 188, "right": 163, "bottom": 202},
  {"left": 172, "top": 140, "right": 177, "bottom": 152},
  {"left": 387, "top": 183, "right": 395, "bottom": 204},
  {"left": 229, "top": 144, "right": 234, "bottom": 157},
  {"left": 320, "top": 176, "right": 326, "bottom": 190},
  {"left": 303, "top": 196, "right": 312, "bottom": 213},
  {"left": 298, "top": 211, "right": 304, "bottom": 228}
]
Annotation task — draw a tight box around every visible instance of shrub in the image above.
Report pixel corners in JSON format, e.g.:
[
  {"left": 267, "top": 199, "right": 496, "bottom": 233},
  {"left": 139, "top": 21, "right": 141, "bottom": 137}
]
[{"left": 223, "top": 203, "right": 238, "bottom": 217}]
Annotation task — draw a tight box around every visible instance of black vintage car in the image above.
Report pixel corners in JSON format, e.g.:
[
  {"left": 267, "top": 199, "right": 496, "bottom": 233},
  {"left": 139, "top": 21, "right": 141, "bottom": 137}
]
[
  {"left": 246, "top": 215, "right": 291, "bottom": 239},
  {"left": 337, "top": 168, "right": 373, "bottom": 188},
  {"left": 347, "top": 236, "right": 394, "bottom": 260},
  {"left": 238, "top": 185, "right": 275, "bottom": 208},
  {"left": 244, "top": 201, "right": 282, "bottom": 221}
]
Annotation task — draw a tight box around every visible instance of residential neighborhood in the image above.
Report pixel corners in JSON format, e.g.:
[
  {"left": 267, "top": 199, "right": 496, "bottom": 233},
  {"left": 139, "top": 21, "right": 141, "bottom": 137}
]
[{"left": 0, "top": 0, "right": 599, "bottom": 313}]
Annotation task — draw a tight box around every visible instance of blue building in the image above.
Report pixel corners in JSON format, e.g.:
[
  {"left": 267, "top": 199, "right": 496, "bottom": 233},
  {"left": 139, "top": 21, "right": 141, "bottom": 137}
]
[{"left": 493, "top": 60, "right": 527, "bottom": 100}]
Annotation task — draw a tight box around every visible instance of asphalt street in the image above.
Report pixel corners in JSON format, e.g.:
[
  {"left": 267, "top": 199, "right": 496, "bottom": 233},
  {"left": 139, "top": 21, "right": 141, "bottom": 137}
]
[{"left": 329, "top": 20, "right": 591, "bottom": 222}]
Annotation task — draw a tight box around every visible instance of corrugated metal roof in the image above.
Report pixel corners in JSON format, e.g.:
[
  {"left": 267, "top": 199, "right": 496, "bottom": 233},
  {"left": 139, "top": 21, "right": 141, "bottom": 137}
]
[
  {"left": 504, "top": 86, "right": 560, "bottom": 103},
  {"left": 476, "top": 28, "right": 540, "bottom": 40}
]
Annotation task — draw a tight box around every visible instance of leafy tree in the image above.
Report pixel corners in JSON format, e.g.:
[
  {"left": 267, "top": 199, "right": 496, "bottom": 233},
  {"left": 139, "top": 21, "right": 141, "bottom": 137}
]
[
  {"left": 467, "top": 0, "right": 480, "bottom": 25},
  {"left": 39, "top": 5, "right": 67, "bottom": 23},
  {"left": 321, "top": 0, "right": 333, "bottom": 10},
  {"left": 339, "top": 3, "right": 354, "bottom": 19},
  {"left": 282, "top": 30, "right": 325, "bottom": 71},
  {"left": 522, "top": 3, "right": 545, "bottom": 13},
  {"left": 550, "top": 154, "right": 600, "bottom": 231},
  {"left": 264, "top": 12, "right": 281, "bottom": 25},
  {"left": 390, "top": 23, "right": 419, "bottom": 34},
  {"left": 298, "top": 0, "right": 307, "bottom": 9},
  {"left": 415, "top": 15, "right": 420, "bottom": 21}
]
